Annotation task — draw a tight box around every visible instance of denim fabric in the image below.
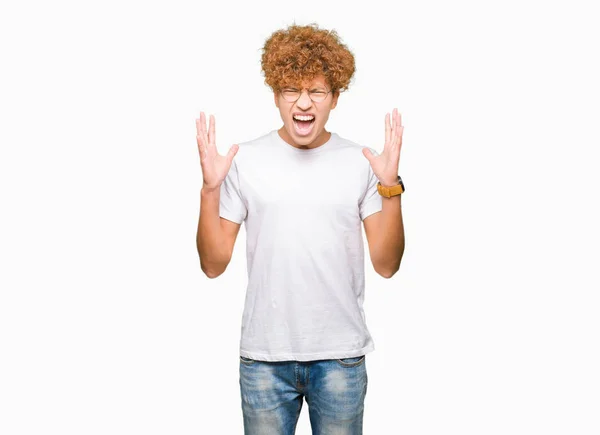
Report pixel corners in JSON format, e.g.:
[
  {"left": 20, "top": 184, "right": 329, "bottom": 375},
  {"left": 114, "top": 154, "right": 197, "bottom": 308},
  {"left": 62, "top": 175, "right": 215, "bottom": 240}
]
[{"left": 239, "top": 355, "right": 368, "bottom": 434}]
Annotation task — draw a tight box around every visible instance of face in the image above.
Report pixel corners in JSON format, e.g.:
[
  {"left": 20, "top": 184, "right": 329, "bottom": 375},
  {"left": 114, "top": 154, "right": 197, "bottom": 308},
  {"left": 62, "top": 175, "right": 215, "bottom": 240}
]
[{"left": 274, "top": 74, "right": 339, "bottom": 150}]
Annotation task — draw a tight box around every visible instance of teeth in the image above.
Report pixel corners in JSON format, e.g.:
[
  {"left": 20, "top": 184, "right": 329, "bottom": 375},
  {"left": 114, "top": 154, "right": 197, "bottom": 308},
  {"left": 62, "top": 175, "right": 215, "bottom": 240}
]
[{"left": 293, "top": 115, "right": 314, "bottom": 121}]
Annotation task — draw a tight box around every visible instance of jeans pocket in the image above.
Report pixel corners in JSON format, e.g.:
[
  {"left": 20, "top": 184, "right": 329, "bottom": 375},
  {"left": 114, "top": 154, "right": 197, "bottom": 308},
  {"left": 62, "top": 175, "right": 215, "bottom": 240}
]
[
  {"left": 335, "top": 355, "right": 366, "bottom": 367},
  {"left": 240, "top": 355, "right": 258, "bottom": 365}
]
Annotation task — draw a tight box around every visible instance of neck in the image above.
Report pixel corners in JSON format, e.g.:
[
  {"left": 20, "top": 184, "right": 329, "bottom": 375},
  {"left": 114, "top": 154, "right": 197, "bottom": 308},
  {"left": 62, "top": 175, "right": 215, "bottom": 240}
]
[{"left": 278, "top": 127, "right": 331, "bottom": 150}]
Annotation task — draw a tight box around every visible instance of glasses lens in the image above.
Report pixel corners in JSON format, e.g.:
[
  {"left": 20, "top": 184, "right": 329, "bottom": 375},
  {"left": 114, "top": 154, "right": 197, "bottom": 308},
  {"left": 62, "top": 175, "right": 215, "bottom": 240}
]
[
  {"left": 281, "top": 88, "right": 329, "bottom": 102},
  {"left": 310, "top": 91, "right": 328, "bottom": 102},
  {"left": 282, "top": 89, "right": 300, "bottom": 102}
]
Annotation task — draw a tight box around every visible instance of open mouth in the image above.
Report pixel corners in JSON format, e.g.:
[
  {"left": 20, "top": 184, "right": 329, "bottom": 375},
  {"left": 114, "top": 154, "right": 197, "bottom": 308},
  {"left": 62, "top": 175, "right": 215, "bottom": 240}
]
[{"left": 293, "top": 116, "right": 316, "bottom": 136}]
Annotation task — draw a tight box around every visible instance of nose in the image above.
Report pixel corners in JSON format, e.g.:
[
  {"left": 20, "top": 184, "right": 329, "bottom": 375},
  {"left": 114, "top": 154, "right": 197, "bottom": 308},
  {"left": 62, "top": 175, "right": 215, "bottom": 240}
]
[{"left": 296, "top": 90, "right": 313, "bottom": 109}]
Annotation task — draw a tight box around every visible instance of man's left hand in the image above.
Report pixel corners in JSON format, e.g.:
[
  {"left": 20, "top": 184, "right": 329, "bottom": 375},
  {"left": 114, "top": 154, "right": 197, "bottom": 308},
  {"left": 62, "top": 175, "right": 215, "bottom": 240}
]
[{"left": 362, "top": 108, "right": 403, "bottom": 186}]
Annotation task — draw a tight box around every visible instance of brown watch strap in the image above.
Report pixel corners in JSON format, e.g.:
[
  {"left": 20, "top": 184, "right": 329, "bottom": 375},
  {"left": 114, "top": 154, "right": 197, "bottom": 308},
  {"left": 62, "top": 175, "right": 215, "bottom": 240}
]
[{"left": 377, "top": 175, "right": 405, "bottom": 198}]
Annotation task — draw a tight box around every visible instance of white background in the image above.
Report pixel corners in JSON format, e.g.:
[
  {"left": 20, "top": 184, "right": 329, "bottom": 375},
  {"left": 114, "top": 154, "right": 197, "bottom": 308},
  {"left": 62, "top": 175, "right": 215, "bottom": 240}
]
[{"left": 1, "top": 0, "right": 599, "bottom": 434}]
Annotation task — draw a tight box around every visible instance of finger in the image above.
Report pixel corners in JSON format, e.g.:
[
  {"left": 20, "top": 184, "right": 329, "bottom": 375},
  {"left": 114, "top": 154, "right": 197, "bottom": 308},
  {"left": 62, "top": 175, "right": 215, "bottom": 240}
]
[
  {"left": 398, "top": 112, "right": 403, "bottom": 146},
  {"left": 385, "top": 113, "right": 391, "bottom": 145},
  {"left": 196, "top": 116, "right": 209, "bottom": 161},
  {"left": 394, "top": 125, "right": 403, "bottom": 154},
  {"left": 393, "top": 109, "right": 400, "bottom": 147},
  {"left": 209, "top": 114, "right": 216, "bottom": 146},
  {"left": 196, "top": 119, "right": 204, "bottom": 149},
  {"left": 195, "top": 116, "right": 202, "bottom": 136},
  {"left": 200, "top": 112, "right": 207, "bottom": 136},
  {"left": 200, "top": 112, "right": 210, "bottom": 151},
  {"left": 196, "top": 134, "right": 207, "bottom": 161},
  {"left": 227, "top": 144, "right": 239, "bottom": 164},
  {"left": 390, "top": 110, "right": 397, "bottom": 144},
  {"left": 196, "top": 131, "right": 206, "bottom": 161},
  {"left": 398, "top": 125, "right": 404, "bottom": 147}
]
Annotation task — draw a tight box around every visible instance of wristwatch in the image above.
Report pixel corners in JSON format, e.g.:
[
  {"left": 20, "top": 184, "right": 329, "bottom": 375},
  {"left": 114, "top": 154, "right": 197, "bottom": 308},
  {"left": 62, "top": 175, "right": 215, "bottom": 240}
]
[{"left": 377, "top": 175, "right": 405, "bottom": 198}]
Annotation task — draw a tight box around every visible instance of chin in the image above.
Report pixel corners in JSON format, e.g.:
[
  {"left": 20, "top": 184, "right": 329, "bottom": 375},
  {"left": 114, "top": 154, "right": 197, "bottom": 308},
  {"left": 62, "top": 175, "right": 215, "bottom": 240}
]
[{"left": 288, "top": 124, "right": 320, "bottom": 142}]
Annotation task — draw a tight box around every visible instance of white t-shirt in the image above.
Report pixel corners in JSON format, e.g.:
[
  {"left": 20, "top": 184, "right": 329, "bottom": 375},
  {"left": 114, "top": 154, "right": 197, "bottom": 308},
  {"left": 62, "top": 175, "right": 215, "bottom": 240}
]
[{"left": 219, "top": 129, "right": 382, "bottom": 362}]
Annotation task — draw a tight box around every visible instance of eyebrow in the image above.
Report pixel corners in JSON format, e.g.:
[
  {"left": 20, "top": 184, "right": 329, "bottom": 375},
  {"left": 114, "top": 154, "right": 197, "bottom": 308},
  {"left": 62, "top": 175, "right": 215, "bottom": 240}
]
[{"left": 287, "top": 86, "right": 326, "bottom": 90}]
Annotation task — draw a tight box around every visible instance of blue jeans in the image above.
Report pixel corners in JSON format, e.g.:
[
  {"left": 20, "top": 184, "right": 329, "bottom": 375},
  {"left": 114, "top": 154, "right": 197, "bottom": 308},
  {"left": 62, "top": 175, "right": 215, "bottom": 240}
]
[{"left": 239, "top": 355, "right": 368, "bottom": 434}]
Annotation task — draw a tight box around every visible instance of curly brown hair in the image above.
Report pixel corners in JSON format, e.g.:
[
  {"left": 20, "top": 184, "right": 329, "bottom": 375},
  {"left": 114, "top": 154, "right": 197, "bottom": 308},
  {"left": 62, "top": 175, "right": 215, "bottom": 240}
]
[{"left": 260, "top": 23, "right": 356, "bottom": 95}]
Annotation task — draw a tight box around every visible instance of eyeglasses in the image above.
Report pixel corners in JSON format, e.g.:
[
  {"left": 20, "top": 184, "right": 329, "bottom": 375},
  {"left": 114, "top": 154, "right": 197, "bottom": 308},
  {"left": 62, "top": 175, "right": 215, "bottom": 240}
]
[{"left": 280, "top": 87, "right": 332, "bottom": 103}]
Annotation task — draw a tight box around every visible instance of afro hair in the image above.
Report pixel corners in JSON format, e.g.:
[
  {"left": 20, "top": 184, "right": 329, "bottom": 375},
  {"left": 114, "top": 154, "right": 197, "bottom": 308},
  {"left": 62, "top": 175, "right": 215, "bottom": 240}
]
[{"left": 260, "top": 23, "right": 356, "bottom": 95}]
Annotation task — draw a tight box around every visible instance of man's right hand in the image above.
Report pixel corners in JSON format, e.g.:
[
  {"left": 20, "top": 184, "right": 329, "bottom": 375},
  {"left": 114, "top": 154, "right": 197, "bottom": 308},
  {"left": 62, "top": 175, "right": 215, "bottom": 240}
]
[{"left": 196, "top": 111, "right": 239, "bottom": 191}]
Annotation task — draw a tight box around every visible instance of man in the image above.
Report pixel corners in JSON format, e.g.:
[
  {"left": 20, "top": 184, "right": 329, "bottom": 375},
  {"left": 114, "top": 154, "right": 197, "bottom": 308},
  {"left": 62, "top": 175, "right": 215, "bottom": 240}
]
[{"left": 196, "top": 23, "right": 405, "bottom": 435}]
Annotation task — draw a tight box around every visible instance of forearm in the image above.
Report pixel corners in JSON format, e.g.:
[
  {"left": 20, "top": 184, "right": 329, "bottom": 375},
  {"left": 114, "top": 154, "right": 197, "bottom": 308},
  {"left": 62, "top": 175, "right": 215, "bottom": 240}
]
[
  {"left": 197, "top": 186, "right": 229, "bottom": 277},
  {"left": 377, "top": 194, "right": 405, "bottom": 277}
]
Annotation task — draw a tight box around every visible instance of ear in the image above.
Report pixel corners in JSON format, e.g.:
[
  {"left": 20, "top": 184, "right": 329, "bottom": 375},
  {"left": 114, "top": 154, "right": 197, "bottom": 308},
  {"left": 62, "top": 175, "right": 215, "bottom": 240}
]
[
  {"left": 331, "top": 91, "right": 340, "bottom": 110},
  {"left": 274, "top": 91, "right": 279, "bottom": 108}
]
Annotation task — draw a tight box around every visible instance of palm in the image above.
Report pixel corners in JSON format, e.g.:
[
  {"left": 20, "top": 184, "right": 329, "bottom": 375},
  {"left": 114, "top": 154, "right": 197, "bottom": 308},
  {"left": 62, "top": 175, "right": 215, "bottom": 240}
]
[
  {"left": 196, "top": 112, "right": 239, "bottom": 189},
  {"left": 368, "top": 149, "right": 396, "bottom": 180},
  {"left": 362, "top": 108, "right": 403, "bottom": 185}
]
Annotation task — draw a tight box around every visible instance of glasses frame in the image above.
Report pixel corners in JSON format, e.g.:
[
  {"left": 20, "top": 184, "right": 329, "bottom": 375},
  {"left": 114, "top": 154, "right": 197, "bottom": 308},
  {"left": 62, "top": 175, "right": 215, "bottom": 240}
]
[{"left": 280, "top": 86, "right": 333, "bottom": 103}]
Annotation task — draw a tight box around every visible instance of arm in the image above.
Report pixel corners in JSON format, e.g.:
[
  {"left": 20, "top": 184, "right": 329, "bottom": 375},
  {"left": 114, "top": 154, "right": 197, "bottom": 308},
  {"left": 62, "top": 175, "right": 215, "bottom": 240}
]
[
  {"left": 363, "top": 193, "right": 405, "bottom": 278},
  {"left": 195, "top": 111, "right": 241, "bottom": 278},
  {"left": 196, "top": 186, "right": 240, "bottom": 278},
  {"left": 362, "top": 108, "right": 406, "bottom": 279}
]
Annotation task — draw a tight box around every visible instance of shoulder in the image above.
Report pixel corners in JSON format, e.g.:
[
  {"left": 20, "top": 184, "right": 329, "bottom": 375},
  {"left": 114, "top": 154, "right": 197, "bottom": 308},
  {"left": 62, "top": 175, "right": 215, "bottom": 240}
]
[
  {"left": 330, "top": 133, "right": 379, "bottom": 172},
  {"left": 333, "top": 133, "right": 378, "bottom": 156},
  {"left": 237, "top": 130, "right": 274, "bottom": 149},
  {"left": 232, "top": 130, "right": 274, "bottom": 164}
]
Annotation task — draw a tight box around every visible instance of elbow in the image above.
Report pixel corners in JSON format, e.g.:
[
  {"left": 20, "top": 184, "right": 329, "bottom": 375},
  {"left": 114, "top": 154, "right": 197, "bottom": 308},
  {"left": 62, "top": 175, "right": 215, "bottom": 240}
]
[
  {"left": 201, "top": 266, "right": 225, "bottom": 279},
  {"left": 200, "top": 260, "right": 227, "bottom": 279},
  {"left": 203, "top": 268, "right": 223, "bottom": 279},
  {"left": 375, "top": 256, "right": 403, "bottom": 279},
  {"left": 372, "top": 244, "right": 404, "bottom": 279},
  {"left": 378, "top": 268, "right": 397, "bottom": 279},
  {"left": 374, "top": 263, "right": 395, "bottom": 279}
]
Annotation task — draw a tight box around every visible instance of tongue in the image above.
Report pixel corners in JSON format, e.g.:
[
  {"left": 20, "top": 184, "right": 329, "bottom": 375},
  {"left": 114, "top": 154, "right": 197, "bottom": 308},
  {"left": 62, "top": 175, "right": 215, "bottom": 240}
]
[{"left": 297, "top": 119, "right": 312, "bottom": 128}]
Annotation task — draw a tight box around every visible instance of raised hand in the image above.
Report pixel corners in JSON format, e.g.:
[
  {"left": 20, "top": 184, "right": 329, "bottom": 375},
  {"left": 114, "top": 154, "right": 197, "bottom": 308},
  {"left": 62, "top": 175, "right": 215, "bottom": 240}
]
[
  {"left": 362, "top": 108, "right": 404, "bottom": 186},
  {"left": 196, "top": 111, "right": 239, "bottom": 191}
]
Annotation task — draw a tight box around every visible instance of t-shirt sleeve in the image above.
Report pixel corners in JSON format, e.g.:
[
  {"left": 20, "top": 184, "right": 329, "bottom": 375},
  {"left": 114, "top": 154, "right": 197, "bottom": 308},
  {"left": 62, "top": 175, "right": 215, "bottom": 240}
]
[
  {"left": 219, "top": 159, "right": 247, "bottom": 224},
  {"left": 359, "top": 147, "right": 383, "bottom": 221}
]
